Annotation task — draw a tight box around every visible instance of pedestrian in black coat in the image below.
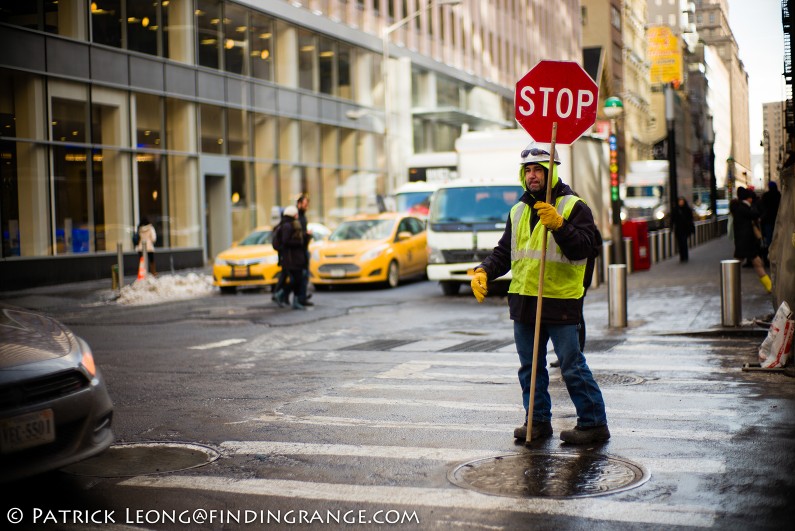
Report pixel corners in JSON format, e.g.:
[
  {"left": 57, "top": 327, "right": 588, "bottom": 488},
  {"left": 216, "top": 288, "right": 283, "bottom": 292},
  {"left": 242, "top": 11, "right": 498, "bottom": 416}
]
[
  {"left": 730, "top": 187, "right": 772, "bottom": 293},
  {"left": 272, "top": 206, "right": 308, "bottom": 310},
  {"left": 671, "top": 196, "right": 695, "bottom": 262}
]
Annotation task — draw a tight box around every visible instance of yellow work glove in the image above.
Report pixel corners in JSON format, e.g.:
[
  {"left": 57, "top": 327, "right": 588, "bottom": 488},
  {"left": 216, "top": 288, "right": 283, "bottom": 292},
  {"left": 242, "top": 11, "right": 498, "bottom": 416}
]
[
  {"left": 533, "top": 201, "right": 563, "bottom": 231},
  {"left": 470, "top": 268, "right": 488, "bottom": 303}
]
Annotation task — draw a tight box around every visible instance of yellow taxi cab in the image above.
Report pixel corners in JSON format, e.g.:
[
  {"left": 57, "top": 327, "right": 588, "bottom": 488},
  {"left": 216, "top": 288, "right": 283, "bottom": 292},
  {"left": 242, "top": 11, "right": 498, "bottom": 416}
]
[
  {"left": 213, "top": 226, "right": 280, "bottom": 294},
  {"left": 213, "top": 223, "right": 331, "bottom": 294},
  {"left": 310, "top": 212, "right": 427, "bottom": 289}
]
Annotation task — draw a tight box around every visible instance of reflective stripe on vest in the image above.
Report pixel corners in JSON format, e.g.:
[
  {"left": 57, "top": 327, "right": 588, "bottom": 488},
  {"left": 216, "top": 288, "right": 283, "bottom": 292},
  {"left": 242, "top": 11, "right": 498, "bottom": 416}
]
[{"left": 508, "top": 195, "right": 586, "bottom": 299}]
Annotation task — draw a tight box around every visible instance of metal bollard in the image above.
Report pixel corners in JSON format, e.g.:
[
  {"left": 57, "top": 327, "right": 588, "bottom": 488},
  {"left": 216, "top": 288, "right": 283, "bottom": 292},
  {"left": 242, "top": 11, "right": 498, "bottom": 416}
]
[
  {"left": 602, "top": 241, "right": 612, "bottom": 284},
  {"left": 720, "top": 260, "right": 742, "bottom": 327},
  {"left": 116, "top": 242, "right": 124, "bottom": 290},
  {"left": 111, "top": 264, "right": 119, "bottom": 290},
  {"left": 608, "top": 264, "right": 627, "bottom": 328},
  {"left": 623, "top": 237, "right": 633, "bottom": 274},
  {"left": 650, "top": 231, "right": 658, "bottom": 263},
  {"left": 591, "top": 256, "right": 600, "bottom": 289}
]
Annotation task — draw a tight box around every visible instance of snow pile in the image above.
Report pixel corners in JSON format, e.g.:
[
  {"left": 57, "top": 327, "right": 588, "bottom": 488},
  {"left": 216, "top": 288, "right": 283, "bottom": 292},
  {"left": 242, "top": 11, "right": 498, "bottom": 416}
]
[{"left": 116, "top": 273, "right": 215, "bottom": 306}]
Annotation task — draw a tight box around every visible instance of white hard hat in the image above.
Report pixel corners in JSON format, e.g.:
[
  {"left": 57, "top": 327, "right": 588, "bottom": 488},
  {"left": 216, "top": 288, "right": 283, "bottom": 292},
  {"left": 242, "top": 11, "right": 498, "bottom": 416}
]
[
  {"left": 283, "top": 205, "right": 298, "bottom": 217},
  {"left": 520, "top": 142, "right": 561, "bottom": 165}
]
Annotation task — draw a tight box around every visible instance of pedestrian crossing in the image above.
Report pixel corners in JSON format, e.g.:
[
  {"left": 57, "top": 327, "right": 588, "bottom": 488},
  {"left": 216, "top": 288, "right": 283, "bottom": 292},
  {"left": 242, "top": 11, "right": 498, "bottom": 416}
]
[{"left": 122, "top": 333, "right": 768, "bottom": 528}]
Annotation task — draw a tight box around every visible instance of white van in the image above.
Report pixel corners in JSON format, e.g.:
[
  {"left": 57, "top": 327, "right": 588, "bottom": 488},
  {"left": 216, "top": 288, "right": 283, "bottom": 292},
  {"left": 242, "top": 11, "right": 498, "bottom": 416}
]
[
  {"left": 393, "top": 181, "right": 439, "bottom": 219},
  {"left": 426, "top": 179, "right": 523, "bottom": 295}
]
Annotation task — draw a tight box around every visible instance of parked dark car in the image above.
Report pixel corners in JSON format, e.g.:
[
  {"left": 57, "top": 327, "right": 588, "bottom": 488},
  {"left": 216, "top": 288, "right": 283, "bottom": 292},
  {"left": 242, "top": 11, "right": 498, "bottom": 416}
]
[{"left": 0, "top": 305, "right": 114, "bottom": 482}]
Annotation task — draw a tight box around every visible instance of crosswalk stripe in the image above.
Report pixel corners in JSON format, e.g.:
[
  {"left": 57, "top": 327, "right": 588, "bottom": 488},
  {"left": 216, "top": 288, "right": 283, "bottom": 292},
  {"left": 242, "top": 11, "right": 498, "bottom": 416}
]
[
  {"left": 189, "top": 338, "right": 246, "bottom": 350},
  {"left": 254, "top": 414, "right": 733, "bottom": 441},
  {"left": 119, "top": 475, "right": 715, "bottom": 527},
  {"left": 375, "top": 360, "right": 736, "bottom": 381},
  {"left": 348, "top": 382, "right": 751, "bottom": 397},
  {"left": 301, "top": 396, "right": 738, "bottom": 419},
  {"left": 219, "top": 441, "right": 726, "bottom": 474}
]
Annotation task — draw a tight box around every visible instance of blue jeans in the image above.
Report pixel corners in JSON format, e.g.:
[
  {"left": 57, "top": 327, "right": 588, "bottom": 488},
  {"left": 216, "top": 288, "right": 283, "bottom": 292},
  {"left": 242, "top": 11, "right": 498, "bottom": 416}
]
[{"left": 514, "top": 321, "right": 607, "bottom": 427}]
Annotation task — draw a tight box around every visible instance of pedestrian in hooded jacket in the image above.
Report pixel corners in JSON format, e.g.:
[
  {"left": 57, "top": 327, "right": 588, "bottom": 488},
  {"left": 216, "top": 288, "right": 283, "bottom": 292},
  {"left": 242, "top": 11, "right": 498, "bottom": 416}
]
[
  {"left": 272, "top": 206, "right": 308, "bottom": 310},
  {"left": 135, "top": 217, "right": 157, "bottom": 276},
  {"left": 470, "top": 142, "right": 609, "bottom": 445},
  {"left": 671, "top": 196, "right": 695, "bottom": 262},
  {"left": 730, "top": 187, "right": 772, "bottom": 293}
]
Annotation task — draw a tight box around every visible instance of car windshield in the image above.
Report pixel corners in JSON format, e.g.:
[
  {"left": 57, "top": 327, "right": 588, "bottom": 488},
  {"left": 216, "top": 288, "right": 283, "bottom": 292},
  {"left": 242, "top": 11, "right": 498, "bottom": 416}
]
[
  {"left": 429, "top": 186, "right": 521, "bottom": 223},
  {"left": 626, "top": 185, "right": 663, "bottom": 198},
  {"left": 330, "top": 219, "right": 396, "bottom": 241},
  {"left": 396, "top": 191, "right": 433, "bottom": 212},
  {"left": 239, "top": 230, "right": 273, "bottom": 245}
]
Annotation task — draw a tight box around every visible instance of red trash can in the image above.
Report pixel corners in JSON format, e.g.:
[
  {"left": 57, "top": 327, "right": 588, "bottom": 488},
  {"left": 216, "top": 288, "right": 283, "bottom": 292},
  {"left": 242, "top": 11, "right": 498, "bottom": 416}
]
[{"left": 622, "top": 220, "right": 651, "bottom": 270}]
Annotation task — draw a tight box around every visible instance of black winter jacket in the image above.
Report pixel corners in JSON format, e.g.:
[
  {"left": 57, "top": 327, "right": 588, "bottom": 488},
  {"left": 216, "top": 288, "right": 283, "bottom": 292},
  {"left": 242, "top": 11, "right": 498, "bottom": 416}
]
[
  {"left": 477, "top": 180, "right": 599, "bottom": 325},
  {"left": 275, "top": 215, "right": 308, "bottom": 270}
]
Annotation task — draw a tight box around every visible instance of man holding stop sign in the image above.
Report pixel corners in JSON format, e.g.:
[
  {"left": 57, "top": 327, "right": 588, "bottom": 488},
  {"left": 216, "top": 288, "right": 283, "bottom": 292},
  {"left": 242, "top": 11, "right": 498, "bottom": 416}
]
[{"left": 470, "top": 61, "right": 609, "bottom": 446}]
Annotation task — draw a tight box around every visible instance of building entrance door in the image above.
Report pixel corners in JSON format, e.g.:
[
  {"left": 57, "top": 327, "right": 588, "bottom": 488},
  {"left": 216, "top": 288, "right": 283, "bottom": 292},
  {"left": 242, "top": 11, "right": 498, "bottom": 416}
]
[{"left": 203, "top": 173, "right": 229, "bottom": 263}]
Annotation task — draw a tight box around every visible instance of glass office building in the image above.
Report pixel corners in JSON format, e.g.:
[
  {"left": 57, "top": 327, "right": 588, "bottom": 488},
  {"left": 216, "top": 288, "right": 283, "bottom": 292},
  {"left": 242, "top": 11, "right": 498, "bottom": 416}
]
[{"left": 0, "top": 0, "right": 580, "bottom": 288}]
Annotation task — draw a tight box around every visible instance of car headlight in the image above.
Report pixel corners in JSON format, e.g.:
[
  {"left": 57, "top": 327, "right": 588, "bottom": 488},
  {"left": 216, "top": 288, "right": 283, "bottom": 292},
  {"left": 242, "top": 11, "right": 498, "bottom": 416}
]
[
  {"left": 619, "top": 210, "right": 627, "bottom": 221},
  {"left": 312, "top": 249, "right": 320, "bottom": 261},
  {"left": 214, "top": 257, "right": 226, "bottom": 266},
  {"left": 77, "top": 338, "right": 97, "bottom": 377},
  {"left": 262, "top": 254, "right": 279, "bottom": 265},
  {"left": 654, "top": 209, "right": 666, "bottom": 220},
  {"left": 362, "top": 244, "right": 389, "bottom": 261},
  {"left": 427, "top": 246, "right": 445, "bottom": 264}
]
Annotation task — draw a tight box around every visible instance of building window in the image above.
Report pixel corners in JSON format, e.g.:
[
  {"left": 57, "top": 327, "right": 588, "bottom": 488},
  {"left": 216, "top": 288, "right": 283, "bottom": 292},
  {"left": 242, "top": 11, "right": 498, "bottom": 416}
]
[
  {"left": 52, "top": 98, "right": 87, "bottom": 143},
  {"left": 250, "top": 13, "right": 274, "bottom": 81},
  {"left": 224, "top": 2, "right": 248, "bottom": 75},
  {"left": 126, "top": 0, "right": 158, "bottom": 55},
  {"left": 319, "top": 37, "right": 336, "bottom": 96},
  {"left": 196, "top": 0, "right": 222, "bottom": 69},
  {"left": 91, "top": 0, "right": 122, "bottom": 47},
  {"left": 227, "top": 108, "right": 248, "bottom": 157},
  {"left": 610, "top": 6, "right": 621, "bottom": 31},
  {"left": 135, "top": 93, "right": 163, "bottom": 149},
  {"left": 136, "top": 152, "right": 164, "bottom": 247},
  {"left": 437, "top": 75, "right": 460, "bottom": 107},
  {"left": 298, "top": 29, "right": 317, "bottom": 92},
  {"left": 52, "top": 146, "right": 90, "bottom": 254},
  {"left": 200, "top": 104, "right": 225, "bottom": 154},
  {"left": 338, "top": 43, "right": 353, "bottom": 100}
]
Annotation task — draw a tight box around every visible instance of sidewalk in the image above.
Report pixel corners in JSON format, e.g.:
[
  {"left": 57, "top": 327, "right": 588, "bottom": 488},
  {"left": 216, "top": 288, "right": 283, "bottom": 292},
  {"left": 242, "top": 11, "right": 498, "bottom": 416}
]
[{"left": 583, "top": 234, "right": 775, "bottom": 336}]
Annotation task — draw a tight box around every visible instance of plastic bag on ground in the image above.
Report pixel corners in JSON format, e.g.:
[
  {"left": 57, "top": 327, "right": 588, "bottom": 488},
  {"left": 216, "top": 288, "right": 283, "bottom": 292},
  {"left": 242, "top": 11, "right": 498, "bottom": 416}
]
[{"left": 758, "top": 301, "right": 794, "bottom": 368}]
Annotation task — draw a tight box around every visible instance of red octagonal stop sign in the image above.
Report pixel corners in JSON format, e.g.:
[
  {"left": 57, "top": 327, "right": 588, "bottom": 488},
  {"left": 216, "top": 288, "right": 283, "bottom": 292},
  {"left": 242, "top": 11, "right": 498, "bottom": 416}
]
[{"left": 515, "top": 60, "right": 599, "bottom": 145}]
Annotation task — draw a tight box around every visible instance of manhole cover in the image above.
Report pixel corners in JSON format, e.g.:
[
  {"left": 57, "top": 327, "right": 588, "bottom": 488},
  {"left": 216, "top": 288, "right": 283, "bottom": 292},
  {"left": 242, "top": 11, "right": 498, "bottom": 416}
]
[
  {"left": 440, "top": 339, "right": 515, "bottom": 352},
  {"left": 594, "top": 372, "right": 645, "bottom": 386},
  {"left": 449, "top": 452, "right": 649, "bottom": 498},
  {"left": 61, "top": 442, "right": 220, "bottom": 478},
  {"left": 346, "top": 339, "right": 418, "bottom": 351}
]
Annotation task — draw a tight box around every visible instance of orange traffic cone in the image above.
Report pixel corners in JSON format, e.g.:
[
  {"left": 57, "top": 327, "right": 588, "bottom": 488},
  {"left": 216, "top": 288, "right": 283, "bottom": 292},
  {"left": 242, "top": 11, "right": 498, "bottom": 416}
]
[{"left": 136, "top": 256, "right": 147, "bottom": 281}]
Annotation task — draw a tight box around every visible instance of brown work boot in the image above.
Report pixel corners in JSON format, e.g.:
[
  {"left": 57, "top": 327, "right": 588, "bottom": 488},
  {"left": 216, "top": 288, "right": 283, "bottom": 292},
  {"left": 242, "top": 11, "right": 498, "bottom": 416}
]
[
  {"left": 513, "top": 421, "right": 553, "bottom": 440},
  {"left": 560, "top": 424, "right": 610, "bottom": 445}
]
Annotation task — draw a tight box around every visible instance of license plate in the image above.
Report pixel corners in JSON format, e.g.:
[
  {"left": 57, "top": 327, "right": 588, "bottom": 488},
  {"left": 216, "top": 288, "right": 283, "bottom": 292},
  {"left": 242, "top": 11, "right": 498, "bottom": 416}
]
[
  {"left": 232, "top": 266, "right": 248, "bottom": 278},
  {"left": 330, "top": 269, "right": 346, "bottom": 278},
  {"left": 0, "top": 409, "right": 55, "bottom": 454}
]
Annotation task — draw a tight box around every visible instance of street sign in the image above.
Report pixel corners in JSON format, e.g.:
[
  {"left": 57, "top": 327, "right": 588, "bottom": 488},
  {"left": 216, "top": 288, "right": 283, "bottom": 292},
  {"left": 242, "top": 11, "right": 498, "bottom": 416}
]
[{"left": 515, "top": 60, "right": 599, "bottom": 145}]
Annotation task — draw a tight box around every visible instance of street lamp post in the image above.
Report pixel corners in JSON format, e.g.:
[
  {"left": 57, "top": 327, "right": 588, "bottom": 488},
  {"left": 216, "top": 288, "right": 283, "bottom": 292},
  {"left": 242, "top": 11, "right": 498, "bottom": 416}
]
[
  {"left": 762, "top": 129, "right": 771, "bottom": 186},
  {"left": 382, "top": 0, "right": 461, "bottom": 194},
  {"left": 704, "top": 115, "right": 717, "bottom": 235},
  {"left": 603, "top": 96, "right": 624, "bottom": 263},
  {"left": 664, "top": 83, "right": 679, "bottom": 228}
]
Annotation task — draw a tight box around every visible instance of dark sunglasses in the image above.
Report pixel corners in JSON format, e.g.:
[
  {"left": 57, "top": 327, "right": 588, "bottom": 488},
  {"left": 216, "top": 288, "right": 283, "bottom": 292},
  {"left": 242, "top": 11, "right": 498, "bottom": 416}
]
[{"left": 521, "top": 147, "right": 549, "bottom": 158}]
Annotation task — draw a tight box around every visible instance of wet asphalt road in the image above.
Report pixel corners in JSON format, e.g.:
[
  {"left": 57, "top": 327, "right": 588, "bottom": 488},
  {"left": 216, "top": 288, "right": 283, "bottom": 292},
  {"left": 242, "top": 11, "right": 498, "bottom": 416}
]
[{"left": 1, "top": 236, "right": 794, "bottom": 530}]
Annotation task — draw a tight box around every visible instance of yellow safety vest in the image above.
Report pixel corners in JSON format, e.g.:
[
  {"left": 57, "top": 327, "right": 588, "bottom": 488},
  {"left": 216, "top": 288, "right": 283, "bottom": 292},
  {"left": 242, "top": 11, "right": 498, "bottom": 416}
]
[{"left": 508, "top": 195, "right": 587, "bottom": 299}]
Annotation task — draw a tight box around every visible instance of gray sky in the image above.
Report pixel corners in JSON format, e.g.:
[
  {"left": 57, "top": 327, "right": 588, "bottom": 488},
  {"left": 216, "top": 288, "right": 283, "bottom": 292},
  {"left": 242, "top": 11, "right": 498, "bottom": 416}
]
[{"left": 728, "top": 0, "right": 785, "bottom": 157}]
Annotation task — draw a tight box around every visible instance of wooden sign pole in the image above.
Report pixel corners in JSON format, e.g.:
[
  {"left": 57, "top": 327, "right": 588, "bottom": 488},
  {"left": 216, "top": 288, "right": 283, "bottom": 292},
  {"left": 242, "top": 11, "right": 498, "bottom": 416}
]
[{"left": 525, "top": 122, "right": 558, "bottom": 444}]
